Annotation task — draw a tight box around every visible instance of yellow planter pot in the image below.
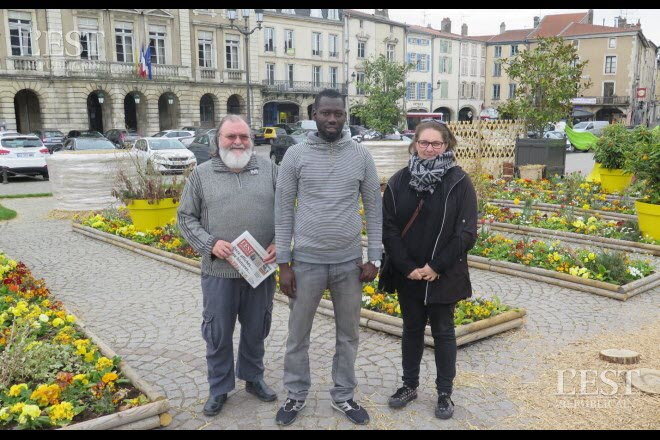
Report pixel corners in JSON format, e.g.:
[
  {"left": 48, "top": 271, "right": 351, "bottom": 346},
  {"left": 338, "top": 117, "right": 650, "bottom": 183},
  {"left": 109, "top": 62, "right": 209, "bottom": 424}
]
[
  {"left": 635, "top": 200, "right": 660, "bottom": 241},
  {"left": 599, "top": 168, "right": 632, "bottom": 194},
  {"left": 585, "top": 162, "right": 602, "bottom": 183},
  {"left": 126, "top": 198, "right": 179, "bottom": 231}
]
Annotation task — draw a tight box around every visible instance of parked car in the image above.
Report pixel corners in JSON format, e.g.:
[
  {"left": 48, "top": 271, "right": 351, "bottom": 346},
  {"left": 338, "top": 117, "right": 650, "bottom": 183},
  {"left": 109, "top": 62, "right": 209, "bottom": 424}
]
[
  {"left": 151, "top": 129, "right": 196, "bottom": 147},
  {"left": 290, "top": 129, "right": 311, "bottom": 144},
  {"left": 187, "top": 129, "right": 217, "bottom": 165},
  {"left": 180, "top": 126, "right": 200, "bottom": 132},
  {"left": 63, "top": 130, "right": 106, "bottom": 142},
  {"left": 273, "top": 123, "right": 296, "bottom": 134},
  {"left": 0, "top": 135, "right": 49, "bottom": 182},
  {"left": 105, "top": 129, "right": 140, "bottom": 149},
  {"left": 133, "top": 137, "right": 196, "bottom": 174},
  {"left": 30, "top": 129, "right": 65, "bottom": 153},
  {"left": 571, "top": 120, "right": 609, "bottom": 137},
  {"left": 254, "top": 127, "right": 287, "bottom": 145},
  {"left": 359, "top": 128, "right": 404, "bottom": 141},
  {"left": 270, "top": 135, "right": 297, "bottom": 164},
  {"left": 61, "top": 137, "right": 117, "bottom": 151},
  {"left": 349, "top": 125, "right": 368, "bottom": 137},
  {"left": 0, "top": 130, "right": 20, "bottom": 138}
]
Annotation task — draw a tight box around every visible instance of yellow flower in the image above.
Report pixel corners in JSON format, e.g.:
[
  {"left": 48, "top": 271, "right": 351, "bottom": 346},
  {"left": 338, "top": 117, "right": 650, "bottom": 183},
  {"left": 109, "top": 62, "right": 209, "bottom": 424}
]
[
  {"left": 47, "top": 401, "right": 74, "bottom": 423},
  {"left": 41, "top": 299, "right": 51, "bottom": 307},
  {"left": 18, "top": 405, "right": 42, "bottom": 425},
  {"left": 0, "top": 407, "right": 9, "bottom": 422},
  {"left": 582, "top": 204, "right": 590, "bottom": 210},
  {"left": 10, "top": 402, "right": 25, "bottom": 414},
  {"left": 72, "top": 374, "right": 89, "bottom": 385},
  {"left": 363, "top": 285, "right": 375, "bottom": 295},
  {"left": 52, "top": 317, "right": 64, "bottom": 327},
  {"left": 84, "top": 349, "right": 96, "bottom": 363},
  {"left": 102, "top": 372, "right": 119, "bottom": 384},
  {"left": 66, "top": 314, "right": 76, "bottom": 323},
  {"left": 588, "top": 253, "right": 595, "bottom": 261},
  {"left": 96, "top": 356, "right": 114, "bottom": 371},
  {"left": 8, "top": 383, "right": 28, "bottom": 397},
  {"left": 513, "top": 198, "right": 520, "bottom": 205},
  {"left": 30, "top": 384, "right": 61, "bottom": 406}
]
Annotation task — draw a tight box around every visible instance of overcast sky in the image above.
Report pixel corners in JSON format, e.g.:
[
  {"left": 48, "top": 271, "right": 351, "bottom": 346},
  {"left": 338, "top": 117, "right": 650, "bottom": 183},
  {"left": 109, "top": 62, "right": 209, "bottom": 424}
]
[{"left": 357, "top": 9, "right": 660, "bottom": 47}]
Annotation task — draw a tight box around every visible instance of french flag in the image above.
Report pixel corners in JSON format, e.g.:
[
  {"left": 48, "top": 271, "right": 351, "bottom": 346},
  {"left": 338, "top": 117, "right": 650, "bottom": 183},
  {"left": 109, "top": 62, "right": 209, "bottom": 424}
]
[{"left": 138, "top": 45, "right": 148, "bottom": 79}]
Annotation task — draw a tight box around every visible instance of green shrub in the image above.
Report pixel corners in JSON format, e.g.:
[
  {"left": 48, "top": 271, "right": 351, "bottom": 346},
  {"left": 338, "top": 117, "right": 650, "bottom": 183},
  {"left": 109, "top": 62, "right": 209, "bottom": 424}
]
[{"left": 592, "top": 123, "right": 633, "bottom": 169}]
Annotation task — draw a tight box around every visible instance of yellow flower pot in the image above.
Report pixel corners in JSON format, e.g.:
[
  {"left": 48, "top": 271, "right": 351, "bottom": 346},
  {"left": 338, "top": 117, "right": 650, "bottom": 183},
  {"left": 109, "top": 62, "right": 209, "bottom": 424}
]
[
  {"left": 126, "top": 198, "right": 179, "bottom": 231},
  {"left": 585, "top": 162, "right": 602, "bottom": 183},
  {"left": 635, "top": 200, "right": 660, "bottom": 241},
  {"left": 598, "top": 168, "right": 632, "bottom": 194}
]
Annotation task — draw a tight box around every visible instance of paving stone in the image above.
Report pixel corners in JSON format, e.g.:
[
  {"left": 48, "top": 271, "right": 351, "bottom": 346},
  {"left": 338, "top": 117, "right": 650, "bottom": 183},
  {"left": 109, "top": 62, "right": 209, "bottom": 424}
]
[{"left": 1, "top": 196, "right": 657, "bottom": 430}]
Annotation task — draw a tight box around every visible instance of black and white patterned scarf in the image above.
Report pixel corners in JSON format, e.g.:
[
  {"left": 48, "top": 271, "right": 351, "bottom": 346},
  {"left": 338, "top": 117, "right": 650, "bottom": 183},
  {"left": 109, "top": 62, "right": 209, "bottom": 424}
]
[{"left": 408, "top": 151, "right": 456, "bottom": 194}]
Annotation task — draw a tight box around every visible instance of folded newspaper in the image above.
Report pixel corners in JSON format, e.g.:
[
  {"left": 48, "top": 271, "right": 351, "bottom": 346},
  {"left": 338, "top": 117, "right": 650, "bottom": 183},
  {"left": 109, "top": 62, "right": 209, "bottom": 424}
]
[{"left": 226, "top": 231, "right": 276, "bottom": 288}]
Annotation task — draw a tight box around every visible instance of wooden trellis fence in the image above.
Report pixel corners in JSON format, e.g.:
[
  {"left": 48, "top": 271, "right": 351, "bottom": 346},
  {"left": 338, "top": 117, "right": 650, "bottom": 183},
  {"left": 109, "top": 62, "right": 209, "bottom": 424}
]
[{"left": 447, "top": 120, "right": 525, "bottom": 176}]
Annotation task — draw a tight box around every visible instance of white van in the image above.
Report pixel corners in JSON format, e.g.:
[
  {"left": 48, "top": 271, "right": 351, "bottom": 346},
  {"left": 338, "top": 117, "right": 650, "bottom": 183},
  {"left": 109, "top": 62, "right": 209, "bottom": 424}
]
[{"left": 572, "top": 120, "right": 609, "bottom": 136}]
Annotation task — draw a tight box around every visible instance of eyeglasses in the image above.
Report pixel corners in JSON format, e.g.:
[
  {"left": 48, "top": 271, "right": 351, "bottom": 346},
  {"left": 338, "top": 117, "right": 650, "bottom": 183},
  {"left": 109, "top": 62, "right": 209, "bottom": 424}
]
[
  {"left": 417, "top": 140, "right": 447, "bottom": 149},
  {"left": 223, "top": 134, "right": 251, "bottom": 142}
]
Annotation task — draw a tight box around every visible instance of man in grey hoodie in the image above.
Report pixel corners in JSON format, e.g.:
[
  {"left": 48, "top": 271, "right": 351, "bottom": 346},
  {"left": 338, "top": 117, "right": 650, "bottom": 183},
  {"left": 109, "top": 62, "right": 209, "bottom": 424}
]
[
  {"left": 178, "top": 115, "right": 279, "bottom": 417},
  {"left": 274, "top": 89, "right": 382, "bottom": 426}
]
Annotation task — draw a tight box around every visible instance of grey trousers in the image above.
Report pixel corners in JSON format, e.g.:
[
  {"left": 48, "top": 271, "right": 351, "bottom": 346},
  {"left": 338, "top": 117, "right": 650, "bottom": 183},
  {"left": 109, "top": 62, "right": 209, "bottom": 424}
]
[
  {"left": 283, "top": 258, "right": 363, "bottom": 402},
  {"left": 201, "top": 274, "right": 275, "bottom": 397}
]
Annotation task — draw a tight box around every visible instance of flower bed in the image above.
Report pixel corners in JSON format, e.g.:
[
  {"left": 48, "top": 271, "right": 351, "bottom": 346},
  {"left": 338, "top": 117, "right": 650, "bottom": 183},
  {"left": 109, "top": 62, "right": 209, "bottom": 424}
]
[
  {"left": 0, "top": 253, "right": 170, "bottom": 430},
  {"left": 468, "top": 230, "right": 660, "bottom": 300},
  {"left": 487, "top": 175, "right": 638, "bottom": 217},
  {"left": 481, "top": 203, "right": 660, "bottom": 256},
  {"left": 72, "top": 214, "right": 525, "bottom": 346}
]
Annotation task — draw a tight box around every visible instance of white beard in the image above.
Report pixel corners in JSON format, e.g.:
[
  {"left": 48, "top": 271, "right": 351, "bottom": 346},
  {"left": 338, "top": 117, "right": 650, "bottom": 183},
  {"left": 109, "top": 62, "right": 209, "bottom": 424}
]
[{"left": 219, "top": 146, "right": 253, "bottom": 169}]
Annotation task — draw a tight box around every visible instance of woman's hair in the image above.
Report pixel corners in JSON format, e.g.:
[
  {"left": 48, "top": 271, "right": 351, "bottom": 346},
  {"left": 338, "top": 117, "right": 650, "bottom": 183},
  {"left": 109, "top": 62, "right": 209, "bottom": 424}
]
[{"left": 408, "top": 120, "right": 458, "bottom": 154}]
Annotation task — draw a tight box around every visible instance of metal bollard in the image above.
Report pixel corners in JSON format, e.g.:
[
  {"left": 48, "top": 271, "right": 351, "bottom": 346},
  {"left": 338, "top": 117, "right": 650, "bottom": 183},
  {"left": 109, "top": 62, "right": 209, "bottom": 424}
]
[{"left": 2, "top": 168, "right": 7, "bottom": 184}]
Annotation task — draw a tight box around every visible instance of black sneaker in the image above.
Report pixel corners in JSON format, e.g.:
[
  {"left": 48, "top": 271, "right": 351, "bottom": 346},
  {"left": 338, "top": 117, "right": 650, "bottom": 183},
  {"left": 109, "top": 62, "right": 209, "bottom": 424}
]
[
  {"left": 275, "top": 398, "right": 306, "bottom": 426},
  {"left": 331, "top": 399, "right": 370, "bottom": 425},
  {"left": 388, "top": 385, "right": 418, "bottom": 409},
  {"left": 435, "top": 392, "right": 454, "bottom": 419}
]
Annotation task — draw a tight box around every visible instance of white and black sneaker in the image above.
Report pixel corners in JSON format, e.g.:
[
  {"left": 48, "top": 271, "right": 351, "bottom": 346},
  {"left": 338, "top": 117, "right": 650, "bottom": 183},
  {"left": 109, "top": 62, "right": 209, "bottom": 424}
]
[
  {"left": 388, "top": 385, "right": 418, "bottom": 409},
  {"left": 331, "top": 399, "right": 370, "bottom": 425},
  {"left": 275, "top": 398, "right": 306, "bottom": 426}
]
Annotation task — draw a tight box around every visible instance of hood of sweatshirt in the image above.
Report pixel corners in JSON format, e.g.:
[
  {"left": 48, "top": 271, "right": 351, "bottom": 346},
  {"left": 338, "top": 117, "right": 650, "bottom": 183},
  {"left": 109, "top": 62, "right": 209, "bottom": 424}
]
[{"left": 305, "top": 130, "right": 354, "bottom": 149}]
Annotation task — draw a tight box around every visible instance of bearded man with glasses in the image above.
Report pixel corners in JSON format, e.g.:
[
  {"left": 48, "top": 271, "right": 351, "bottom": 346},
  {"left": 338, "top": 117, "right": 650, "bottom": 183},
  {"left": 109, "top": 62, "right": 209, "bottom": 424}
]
[
  {"left": 178, "top": 114, "right": 279, "bottom": 417},
  {"left": 380, "top": 119, "right": 478, "bottom": 419}
]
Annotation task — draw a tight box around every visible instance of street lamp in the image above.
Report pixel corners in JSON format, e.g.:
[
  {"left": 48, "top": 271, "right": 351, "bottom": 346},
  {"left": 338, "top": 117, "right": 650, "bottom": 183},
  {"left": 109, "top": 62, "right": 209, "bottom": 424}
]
[
  {"left": 226, "top": 9, "right": 263, "bottom": 127},
  {"left": 133, "top": 92, "right": 140, "bottom": 105},
  {"left": 97, "top": 90, "right": 105, "bottom": 104},
  {"left": 167, "top": 93, "right": 174, "bottom": 105}
]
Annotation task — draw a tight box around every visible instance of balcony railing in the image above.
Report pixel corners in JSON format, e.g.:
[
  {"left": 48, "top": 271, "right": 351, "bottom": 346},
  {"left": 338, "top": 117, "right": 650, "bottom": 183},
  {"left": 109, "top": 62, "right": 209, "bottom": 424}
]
[
  {"left": 200, "top": 68, "right": 217, "bottom": 79},
  {"left": 262, "top": 80, "right": 347, "bottom": 94},
  {"left": 60, "top": 59, "right": 187, "bottom": 80},
  {"left": 7, "top": 56, "right": 44, "bottom": 72},
  {"left": 597, "top": 96, "right": 630, "bottom": 105},
  {"left": 224, "top": 70, "right": 245, "bottom": 82}
]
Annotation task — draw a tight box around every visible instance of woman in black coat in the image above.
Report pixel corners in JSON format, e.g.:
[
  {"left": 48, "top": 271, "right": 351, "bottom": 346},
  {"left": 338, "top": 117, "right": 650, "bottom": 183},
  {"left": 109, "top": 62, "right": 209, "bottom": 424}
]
[{"left": 381, "top": 120, "right": 478, "bottom": 419}]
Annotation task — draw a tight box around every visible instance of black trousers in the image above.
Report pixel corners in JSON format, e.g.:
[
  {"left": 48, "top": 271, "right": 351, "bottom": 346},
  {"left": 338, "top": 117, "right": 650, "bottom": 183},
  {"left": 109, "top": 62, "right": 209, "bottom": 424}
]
[{"left": 397, "top": 283, "right": 456, "bottom": 394}]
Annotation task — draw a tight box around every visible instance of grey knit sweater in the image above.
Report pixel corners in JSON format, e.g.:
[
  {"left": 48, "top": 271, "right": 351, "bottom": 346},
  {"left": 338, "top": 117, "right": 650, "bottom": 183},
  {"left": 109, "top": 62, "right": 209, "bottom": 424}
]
[
  {"left": 275, "top": 130, "right": 382, "bottom": 264},
  {"left": 177, "top": 154, "right": 278, "bottom": 278}
]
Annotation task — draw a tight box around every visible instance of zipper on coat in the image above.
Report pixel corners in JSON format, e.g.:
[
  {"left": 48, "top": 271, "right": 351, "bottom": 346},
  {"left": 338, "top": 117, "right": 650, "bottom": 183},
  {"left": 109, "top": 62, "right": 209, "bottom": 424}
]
[
  {"left": 235, "top": 174, "right": 242, "bottom": 188},
  {"left": 424, "top": 174, "right": 465, "bottom": 305}
]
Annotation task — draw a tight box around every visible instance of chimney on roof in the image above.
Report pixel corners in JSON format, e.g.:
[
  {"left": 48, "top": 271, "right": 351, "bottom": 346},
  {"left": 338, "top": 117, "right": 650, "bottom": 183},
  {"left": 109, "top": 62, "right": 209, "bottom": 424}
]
[
  {"left": 533, "top": 16, "right": 540, "bottom": 28},
  {"left": 587, "top": 9, "right": 593, "bottom": 24},
  {"left": 616, "top": 16, "right": 627, "bottom": 28},
  {"left": 461, "top": 23, "right": 468, "bottom": 36},
  {"left": 374, "top": 9, "right": 389, "bottom": 18},
  {"left": 441, "top": 17, "right": 451, "bottom": 33},
  {"left": 427, "top": 23, "right": 432, "bottom": 29},
  {"left": 500, "top": 22, "right": 506, "bottom": 34}
]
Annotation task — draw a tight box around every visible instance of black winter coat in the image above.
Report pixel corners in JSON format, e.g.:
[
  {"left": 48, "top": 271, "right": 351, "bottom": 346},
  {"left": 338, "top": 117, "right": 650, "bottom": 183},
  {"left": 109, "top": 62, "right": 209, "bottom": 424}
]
[{"left": 381, "top": 165, "right": 478, "bottom": 304}]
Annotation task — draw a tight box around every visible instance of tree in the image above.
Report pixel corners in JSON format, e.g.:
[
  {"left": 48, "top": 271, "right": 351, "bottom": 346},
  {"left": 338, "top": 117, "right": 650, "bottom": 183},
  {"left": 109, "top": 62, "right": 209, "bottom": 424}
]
[
  {"left": 351, "top": 55, "right": 412, "bottom": 134},
  {"left": 498, "top": 36, "right": 592, "bottom": 138}
]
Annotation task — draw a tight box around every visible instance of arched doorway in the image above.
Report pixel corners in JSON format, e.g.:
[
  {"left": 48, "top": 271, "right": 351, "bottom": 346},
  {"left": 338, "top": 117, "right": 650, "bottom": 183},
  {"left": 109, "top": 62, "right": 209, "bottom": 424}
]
[
  {"left": 227, "top": 94, "right": 243, "bottom": 115},
  {"left": 595, "top": 107, "right": 624, "bottom": 124},
  {"left": 124, "top": 93, "right": 147, "bottom": 135},
  {"left": 158, "top": 93, "right": 180, "bottom": 131},
  {"left": 263, "top": 101, "right": 300, "bottom": 126},
  {"left": 14, "top": 89, "right": 42, "bottom": 133},
  {"left": 200, "top": 94, "right": 216, "bottom": 128},
  {"left": 307, "top": 104, "right": 314, "bottom": 120},
  {"left": 87, "top": 92, "right": 104, "bottom": 133},
  {"left": 433, "top": 107, "right": 452, "bottom": 122},
  {"left": 458, "top": 107, "right": 474, "bottom": 122}
]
